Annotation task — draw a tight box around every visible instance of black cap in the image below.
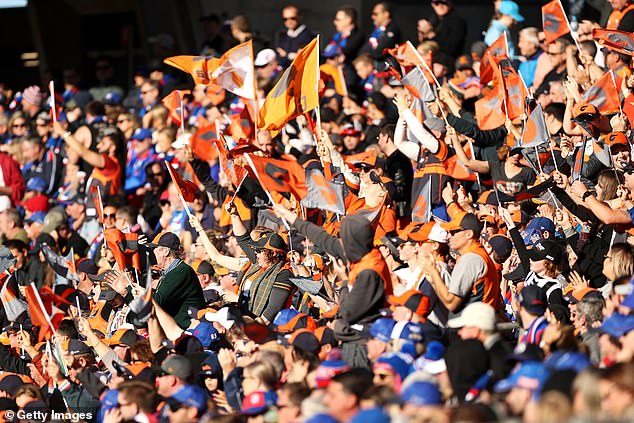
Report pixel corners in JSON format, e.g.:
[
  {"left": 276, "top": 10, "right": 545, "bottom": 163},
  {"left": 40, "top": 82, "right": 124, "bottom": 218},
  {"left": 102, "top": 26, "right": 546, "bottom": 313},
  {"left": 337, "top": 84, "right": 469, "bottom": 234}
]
[
  {"left": 76, "top": 258, "right": 98, "bottom": 275},
  {"left": 528, "top": 239, "right": 563, "bottom": 265},
  {"left": 67, "top": 339, "right": 92, "bottom": 355},
  {"left": 519, "top": 285, "right": 547, "bottom": 315},
  {"left": 0, "top": 375, "right": 23, "bottom": 396},
  {"left": 251, "top": 233, "right": 288, "bottom": 253},
  {"left": 290, "top": 330, "right": 320, "bottom": 354},
  {"left": 147, "top": 232, "right": 181, "bottom": 250}
]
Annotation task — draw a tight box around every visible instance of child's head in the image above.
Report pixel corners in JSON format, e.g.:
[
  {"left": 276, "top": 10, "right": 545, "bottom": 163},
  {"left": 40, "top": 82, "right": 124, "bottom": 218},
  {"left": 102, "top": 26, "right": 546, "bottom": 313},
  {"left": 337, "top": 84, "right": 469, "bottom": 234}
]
[{"left": 353, "top": 54, "right": 374, "bottom": 79}]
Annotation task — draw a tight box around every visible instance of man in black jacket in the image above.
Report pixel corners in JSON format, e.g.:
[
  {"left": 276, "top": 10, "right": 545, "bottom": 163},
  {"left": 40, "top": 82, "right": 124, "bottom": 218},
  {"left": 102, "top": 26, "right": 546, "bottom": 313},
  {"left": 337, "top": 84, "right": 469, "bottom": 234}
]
[
  {"left": 420, "top": 0, "right": 467, "bottom": 60},
  {"left": 361, "top": 2, "right": 402, "bottom": 61},
  {"left": 274, "top": 4, "right": 314, "bottom": 67},
  {"left": 377, "top": 123, "right": 413, "bottom": 218}
]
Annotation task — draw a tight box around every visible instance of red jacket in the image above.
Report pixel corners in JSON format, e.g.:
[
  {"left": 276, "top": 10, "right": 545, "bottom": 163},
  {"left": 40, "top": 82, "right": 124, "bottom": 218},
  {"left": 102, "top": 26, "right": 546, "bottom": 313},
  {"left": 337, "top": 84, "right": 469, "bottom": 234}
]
[{"left": 0, "top": 152, "right": 25, "bottom": 206}]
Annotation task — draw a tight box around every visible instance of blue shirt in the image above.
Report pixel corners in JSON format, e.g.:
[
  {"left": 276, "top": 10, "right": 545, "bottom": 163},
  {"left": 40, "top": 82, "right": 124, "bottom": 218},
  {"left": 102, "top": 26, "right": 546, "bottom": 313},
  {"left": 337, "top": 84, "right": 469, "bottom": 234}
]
[
  {"left": 484, "top": 20, "right": 516, "bottom": 59},
  {"left": 125, "top": 147, "right": 157, "bottom": 193}
]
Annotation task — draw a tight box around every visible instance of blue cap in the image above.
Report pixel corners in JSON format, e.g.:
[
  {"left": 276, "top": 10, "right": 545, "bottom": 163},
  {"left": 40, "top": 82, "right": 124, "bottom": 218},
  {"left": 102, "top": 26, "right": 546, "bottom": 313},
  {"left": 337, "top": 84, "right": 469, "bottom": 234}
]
[
  {"left": 273, "top": 308, "right": 300, "bottom": 327},
  {"left": 424, "top": 341, "right": 446, "bottom": 361},
  {"left": 305, "top": 414, "right": 338, "bottom": 423},
  {"left": 104, "top": 92, "right": 123, "bottom": 105},
  {"left": 375, "top": 352, "right": 412, "bottom": 381},
  {"left": 401, "top": 381, "right": 443, "bottom": 406},
  {"left": 131, "top": 127, "right": 153, "bottom": 141},
  {"left": 599, "top": 313, "right": 634, "bottom": 337},
  {"left": 391, "top": 321, "right": 423, "bottom": 344},
  {"left": 167, "top": 384, "right": 208, "bottom": 414},
  {"left": 189, "top": 321, "right": 219, "bottom": 349},
  {"left": 241, "top": 391, "right": 277, "bottom": 415},
  {"left": 544, "top": 351, "right": 591, "bottom": 373},
  {"left": 521, "top": 217, "right": 555, "bottom": 245},
  {"left": 370, "top": 318, "right": 396, "bottom": 343},
  {"left": 622, "top": 290, "right": 634, "bottom": 309},
  {"left": 26, "top": 177, "right": 47, "bottom": 193},
  {"left": 494, "top": 362, "right": 549, "bottom": 393},
  {"left": 498, "top": 1, "right": 524, "bottom": 22},
  {"left": 26, "top": 211, "right": 47, "bottom": 225},
  {"left": 350, "top": 407, "right": 390, "bottom": 423}
]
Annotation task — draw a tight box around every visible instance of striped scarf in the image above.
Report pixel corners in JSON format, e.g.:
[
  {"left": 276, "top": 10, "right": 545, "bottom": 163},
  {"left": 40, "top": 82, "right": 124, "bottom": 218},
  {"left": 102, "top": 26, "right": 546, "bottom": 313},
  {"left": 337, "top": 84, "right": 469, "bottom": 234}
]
[{"left": 240, "top": 260, "right": 286, "bottom": 317}]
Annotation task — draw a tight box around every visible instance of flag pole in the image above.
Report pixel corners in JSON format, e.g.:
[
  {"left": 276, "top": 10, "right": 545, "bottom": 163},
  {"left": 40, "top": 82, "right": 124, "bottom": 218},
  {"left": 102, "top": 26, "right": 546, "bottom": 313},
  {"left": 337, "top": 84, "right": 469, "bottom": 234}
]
[
  {"left": 164, "top": 160, "right": 194, "bottom": 218},
  {"left": 250, "top": 39, "right": 260, "bottom": 132},
  {"left": 534, "top": 145, "right": 544, "bottom": 174},
  {"left": 315, "top": 35, "right": 323, "bottom": 132},
  {"left": 550, "top": 143, "right": 560, "bottom": 174},
  {"left": 411, "top": 42, "right": 449, "bottom": 125},
  {"left": 179, "top": 92, "right": 185, "bottom": 137},
  {"left": 48, "top": 81, "right": 56, "bottom": 124},
  {"left": 559, "top": 0, "right": 583, "bottom": 52},
  {"left": 243, "top": 153, "right": 291, "bottom": 231},
  {"left": 230, "top": 173, "right": 248, "bottom": 202},
  {"left": 609, "top": 70, "right": 624, "bottom": 114},
  {"left": 29, "top": 282, "right": 58, "bottom": 338},
  {"left": 518, "top": 70, "right": 533, "bottom": 100},
  {"left": 468, "top": 139, "right": 482, "bottom": 193}
]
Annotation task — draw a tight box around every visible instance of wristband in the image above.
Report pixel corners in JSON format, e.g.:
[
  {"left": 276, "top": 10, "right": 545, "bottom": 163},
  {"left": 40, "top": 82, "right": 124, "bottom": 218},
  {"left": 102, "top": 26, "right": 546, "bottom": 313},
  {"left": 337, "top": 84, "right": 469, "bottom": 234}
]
[
  {"left": 62, "top": 131, "right": 71, "bottom": 140},
  {"left": 581, "top": 191, "right": 593, "bottom": 202}
]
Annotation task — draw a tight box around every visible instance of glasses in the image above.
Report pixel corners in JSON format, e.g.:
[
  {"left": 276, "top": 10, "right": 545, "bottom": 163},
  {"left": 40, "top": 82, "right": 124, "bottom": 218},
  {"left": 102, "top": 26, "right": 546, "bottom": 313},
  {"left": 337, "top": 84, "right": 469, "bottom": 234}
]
[
  {"left": 104, "top": 213, "right": 117, "bottom": 220},
  {"left": 116, "top": 118, "right": 130, "bottom": 124},
  {"left": 150, "top": 172, "right": 163, "bottom": 178},
  {"left": 12, "top": 123, "right": 26, "bottom": 128},
  {"left": 448, "top": 229, "right": 463, "bottom": 235},
  {"left": 36, "top": 122, "right": 49, "bottom": 127},
  {"left": 283, "top": 16, "right": 298, "bottom": 21}
]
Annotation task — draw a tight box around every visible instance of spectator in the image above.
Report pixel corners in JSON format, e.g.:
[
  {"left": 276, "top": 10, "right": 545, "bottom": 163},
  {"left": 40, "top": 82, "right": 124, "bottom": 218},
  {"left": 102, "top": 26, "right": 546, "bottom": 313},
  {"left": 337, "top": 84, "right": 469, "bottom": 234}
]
[
  {"left": 361, "top": 2, "right": 402, "bottom": 60},
  {"left": 424, "top": 0, "right": 467, "bottom": 60},
  {"left": 484, "top": 1, "right": 524, "bottom": 59},
  {"left": 275, "top": 4, "right": 314, "bottom": 67}
]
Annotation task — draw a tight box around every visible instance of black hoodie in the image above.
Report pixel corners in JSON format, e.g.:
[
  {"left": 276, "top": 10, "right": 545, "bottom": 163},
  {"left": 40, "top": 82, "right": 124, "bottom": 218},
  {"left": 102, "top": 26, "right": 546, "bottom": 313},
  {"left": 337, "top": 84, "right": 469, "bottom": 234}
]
[{"left": 293, "top": 215, "right": 388, "bottom": 341}]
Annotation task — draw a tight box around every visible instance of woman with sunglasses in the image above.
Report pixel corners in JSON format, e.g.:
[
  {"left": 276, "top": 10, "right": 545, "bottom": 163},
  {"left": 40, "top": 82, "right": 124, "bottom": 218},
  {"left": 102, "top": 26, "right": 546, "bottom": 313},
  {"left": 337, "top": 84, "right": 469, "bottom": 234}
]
[{"left": 7, "top": 111, "right": 30, "bottom": 143}]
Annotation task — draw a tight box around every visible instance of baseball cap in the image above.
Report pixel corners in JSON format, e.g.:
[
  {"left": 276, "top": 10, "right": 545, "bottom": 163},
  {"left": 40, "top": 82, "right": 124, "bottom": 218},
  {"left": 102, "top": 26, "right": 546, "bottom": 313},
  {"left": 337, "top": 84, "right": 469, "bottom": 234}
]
[
  {"left": 572, "top": 102, "right": 600, "bottom": 121},
  {"left": 441, "top": 212, "right": 482, "bottom": 237},
  {"left": 447, "top": 302, "right": 496, "bottom": 331},
  {"left": 391, "top": 321, "right": 424, "bottom": 347},
  {"left": 0, "top": 375, "right": 23, "bottom": 396},
  {"left": 98, "top": 281, "right": 118, "bottom": 301},
  {"left": 166, "top": 384, "right": 208, "bottom": 415},
  {"left": 188, "top": 321, "right": 220, "bottom": 349},
  {"left": 273, "top": 308, "right": 300, "bottom": 327},
  {"left": 340, "top": 123, "right": 362, "bottom": 137},
  {"left": 242, "top": 391, "right": 278, "bottom": 415},
  {"left": 26, "top": 177, "right": 47, "bottom": 193},
  {"left": 103, "top": 92, "right": 123, "bottom": 106},
  {"left": 598, "top": 313, "right": 634, "bottom": 337},
  {"left": 112, "top": 361, "right": 155, "bottom": 383},
  {"left": 488, "top": 235, "right": 513, "bottom": 261},
  {"left": 370, "top": 318, "right": 396, "bottom": 343},
  {"left": 605, "top": 131, "right": 629, "bottom": 150},
  {"left": 544, "top": 351, "right": 591, "bottom": 373},
  {"left": 289, "top": 329, "right": 320, "bottom": 354},
  {"left": 24, "top": 196, "right": 49, "bottom": 214},
  {"left": 494, "top": 362, "right": 549, "bottom": 393},
  {"left": 191, "top": 260, "right": 214, "bottom": 275},
  {"left": 519, "top": 285, "right": 547, "bottom": 315},
  {"left": 147, "top": 232, "right": 181, "bottom": 250},
  {"left": 350, "top": 407, "right": 390, "bottom": 423},
  {"left": 277, "top": 313, "right": 317, "bottom": 334},
  {"left": 251, "top": 232, "right": 287, "bottom": 253},
  {"left": 563, "top": 287, "right": 603, "bottom": 304},
  {"left": 104, "top": 329, "right": 139, "bottom": 347},
  {"left": 204, "top": 307, "right": 236, "bottom": 330},
  {"left": 455, "top": 55, "right": 473, "bottom": 71},
  {"left": 65, "top": 339, "right": 92, "bottom": 355},
  {"left": 160, "top": 355, "right": 193, "bottom": 380},
  {"left": 521, "top": 217, "right": 555, "bottom": 245},
  {"left": 375, "top": 352, "right": 412, "bottom": 382},
  {"left": 76, "top": 257, "right": 98, "bottom": 276},
  {"left": 404, "top": 222, "right": 449, "bottom": 244},
  {"left": 388, "top": 290, "right": 431, "bottom": 319},
  {"left": 401, "top": 381, "right": 443, "bottom": 406},
  {"left": 498, "top": 1, "right": 524, "bottom": 22},
  {"left": 528, "top": 239, "right": 563, "bottom": 264},
  {"left": 477, "top": 190, "right": 499, "bottom": 206},
  {"left": 130, "top": 127, "right": 153, "bottom": 141},
  {"left": 25, "top": 211, "right": 47, "bottom": 225},
  {"left": 254, "top": 49, "right": 277, "bottom": 67},
  {"left": 314, "top": 360, "right": 351, "bottom": 389},
  {"left": 314, "top": 326, "right": 337, "bottom": 347}
]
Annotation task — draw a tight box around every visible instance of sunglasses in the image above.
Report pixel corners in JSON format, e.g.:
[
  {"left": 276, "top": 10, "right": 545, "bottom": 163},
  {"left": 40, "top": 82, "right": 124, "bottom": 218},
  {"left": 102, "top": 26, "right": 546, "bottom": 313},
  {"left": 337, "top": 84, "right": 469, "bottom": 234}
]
[
  {"left": 448, "top": 229, "right": 463, "bottom": 235},
  {"left": 116, "top": 119, "right": 129, "bottom": 124},
  {"left": 104, "top": 213, "right": 117, "bottom": 219},
  {"left": 283, "top": 16, "right": 298, "bottom": 21},
  {"left": 12, "top": 123, "right": 26, "bottom": 128}
]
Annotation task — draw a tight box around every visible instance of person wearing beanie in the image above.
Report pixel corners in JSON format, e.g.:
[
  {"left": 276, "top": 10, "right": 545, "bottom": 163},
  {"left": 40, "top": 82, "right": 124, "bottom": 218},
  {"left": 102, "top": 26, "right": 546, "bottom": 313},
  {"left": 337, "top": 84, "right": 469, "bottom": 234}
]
[{"left": 21, "top": 85, "right": 43, "bottom": 119}]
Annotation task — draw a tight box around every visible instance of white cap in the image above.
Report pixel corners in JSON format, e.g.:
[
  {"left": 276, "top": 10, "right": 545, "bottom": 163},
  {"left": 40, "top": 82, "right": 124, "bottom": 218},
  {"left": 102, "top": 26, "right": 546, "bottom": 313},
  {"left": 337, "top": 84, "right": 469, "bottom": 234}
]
[
  {"left": 254, "top": 49, "right": 276, "bottom": 67},
  {"left": 447, "top": 302, "right": 496, "bottom": 331},
  {"left": 204, "top": 307, "right": 235, "bottom": 330},
  {"left": 171, "top": 133, "right": 192, "bottom": 149},
  {"left": 428, "top": 223, "right": 449, "bottom": 244}
]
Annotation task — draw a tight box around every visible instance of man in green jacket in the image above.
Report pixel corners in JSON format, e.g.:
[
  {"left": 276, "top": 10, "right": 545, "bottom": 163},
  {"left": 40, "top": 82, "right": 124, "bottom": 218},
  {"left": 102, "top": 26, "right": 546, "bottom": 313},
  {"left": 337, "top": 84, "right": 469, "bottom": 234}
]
[{"left": 115, "top": 232, "right": 204, "bottom": 329}]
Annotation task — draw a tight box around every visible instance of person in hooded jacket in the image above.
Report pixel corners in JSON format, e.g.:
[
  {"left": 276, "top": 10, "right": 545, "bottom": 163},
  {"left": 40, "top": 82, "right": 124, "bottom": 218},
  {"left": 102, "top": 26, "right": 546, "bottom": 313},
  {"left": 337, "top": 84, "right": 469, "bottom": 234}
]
[{"left": 273, "top": 205, "right": 393, "bottom": 369}]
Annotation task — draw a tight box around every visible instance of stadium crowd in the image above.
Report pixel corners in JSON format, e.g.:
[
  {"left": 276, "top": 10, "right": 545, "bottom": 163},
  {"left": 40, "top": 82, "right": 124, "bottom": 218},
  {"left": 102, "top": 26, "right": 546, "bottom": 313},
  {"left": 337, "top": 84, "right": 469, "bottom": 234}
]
[{"left": 1, "top": 0, "right": 634, "bottom": 422}]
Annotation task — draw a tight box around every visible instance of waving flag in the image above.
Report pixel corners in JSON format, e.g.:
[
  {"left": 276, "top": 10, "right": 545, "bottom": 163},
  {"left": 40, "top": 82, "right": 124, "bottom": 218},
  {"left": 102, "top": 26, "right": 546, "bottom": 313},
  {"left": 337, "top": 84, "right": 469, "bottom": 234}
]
[
  {"left": 520, "top": 103, "right": 550, "bottom": 148},
  {"left": 129, "top": 252, "right": 153, "bottom": 325},
  {"left": 165, "top": 40, "right": 256, "bottom": 99},
  {"left": 319, "top": 63, "right": 348, "bottom": 96},
  {"left": 162, "top": 90, "right": 190, "bottom": 125},
  {"left": 593, "top": 28, "right": 634, "bottom": 56},
  {"left": 444, "top": 144, "right": 477, "bottom": 181},
  {"left": 542, "top": 0, "right": 570, "bottom": 44},
  {"left": 411, "top": 178, "right": 432, "bottom": 223},
  {"left": 191, "top": 121, "right": 219, "bottom": 161},
  {"left": 301, "top": 168, "right": 346, "bottom": 214},
  {"left": 479, "top": 35, "right": 509, "bottom": 86},
  {"left": 475, "top": 84, "right": 506, "bottom": 130},
  {"left": 216, "top": 134, "right": 248, "bottom": 187},
  {"left": 245, "top": 154, "right": 307, "bottom": 198},
  {"left": 386, "top": 41, "right": 435, "bottom": 83},
  {"left": 499, "top": 60, "right": 528, "bottom": 120},
  {"left": 581, "top": 71, "right": 621, "bottom": 114},
  {"left": 259, "top": 37, "right": 320, "bottom": 132},
  {"left": 42, "top": 245, "right": 79, "bottom": 282},
  {"left": 25, "top": 284, "right": 68, "bottom": 342},
  {"left": 104, "top": 228, "right": 141, "bottom": 272},
  {"left": 165, "top": 161, "right": 199, "bottom": 202},
  {"left": 402, "top": 67, "right": 435, "bottom": 102},
  {"left": 1, "top": 274, "right": 27, "bottom": 321},
  {"left": 90, "top": 186, "right": 105, "bottom": 224},
  {"left": 230, "top": 106, "right": 255, "bottom": 141}
]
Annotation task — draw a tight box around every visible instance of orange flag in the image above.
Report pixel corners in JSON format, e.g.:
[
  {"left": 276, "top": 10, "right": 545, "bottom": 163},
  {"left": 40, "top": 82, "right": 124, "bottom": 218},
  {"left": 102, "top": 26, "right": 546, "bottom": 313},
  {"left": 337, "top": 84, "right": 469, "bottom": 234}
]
[
  {"left": 498, "top": 59, "right": 528, "bottom": 120},
  {"left": 165, "top": 161, "right": 199, "bottom": 202},
  {"left": 581, "top": 71, "right": 621, "bottom": 114},
  {"left": 479, "top": 35, "right": 509, "bottom": 86},
  {"left": 161, "top": 90, "right": 190, "bottom": 125},
  {"left": 259, "top": 37, "right": 320, "bottom": 132},
  {"left": 593, "top": 28, "right": 634, "bottom": 56},
  {"left": 444, "top": 144, "right": 477, "bottom": 181},
  {"left": 25, "top": 284, "right": 68, "bottom": 342},
  {"left": 164, "top": 40, "right": 256, "bottom": 99},
  {"left": 542, "top": 0, "right": 570, "bottom": 44},
  {"left": 319, "top": 63, "right": 348, "bottom": 96},
  {"left": 90, "top": 186, "right": 104, "bottom": 224},
  {"left": 475, "top": 84, "right": 506, "bottom": 130},
  {"left": 216, "top": 134, "right": 247, "bottom": 187},
  {"left": 245, "top": 154, "right": 307, "bottom": 199},
  {"left": 230, "top": 106, "right": 255, "bottom": 141},
  {"left": 103, "top": 228, "right": 141, "bottom": 272},
  {"left": 386, "top": 41, "right": 435, "bottom": 83},
  {"left": 342, "top": 150, "right": 379, "bottom": 168},
  {"left": 191, "top": 122, "right": 219, "bottom": 161}
]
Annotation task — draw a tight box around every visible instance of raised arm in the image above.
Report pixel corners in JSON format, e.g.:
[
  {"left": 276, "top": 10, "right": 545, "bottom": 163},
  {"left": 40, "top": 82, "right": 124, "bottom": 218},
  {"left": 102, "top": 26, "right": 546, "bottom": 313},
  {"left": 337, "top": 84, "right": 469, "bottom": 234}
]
[
  {"left": 53, "top": 121, "right": 105, "bottom": 169},
  {"left": 447, "top": 128, "right": 490, "bottom": 174}
]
